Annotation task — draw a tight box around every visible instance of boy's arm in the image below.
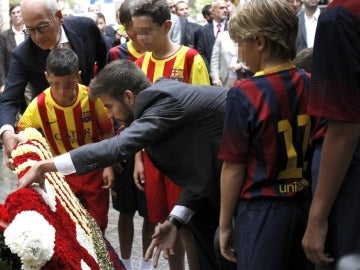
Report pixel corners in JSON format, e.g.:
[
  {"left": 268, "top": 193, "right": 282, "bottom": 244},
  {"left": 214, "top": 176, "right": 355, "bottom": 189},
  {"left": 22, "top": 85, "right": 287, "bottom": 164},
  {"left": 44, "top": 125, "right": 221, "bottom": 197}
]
[
  {"left": 302, "top": 120, "right": 360, "bottom": 265},
  {"left": 219, "top": 161, "right": 245, "bottom": 263}
]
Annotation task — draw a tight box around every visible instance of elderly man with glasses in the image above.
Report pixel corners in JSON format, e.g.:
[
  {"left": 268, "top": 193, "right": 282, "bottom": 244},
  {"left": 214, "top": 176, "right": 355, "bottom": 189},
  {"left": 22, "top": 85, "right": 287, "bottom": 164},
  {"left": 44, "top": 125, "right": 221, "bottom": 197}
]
[{"left": 0, "top": 0, "right": 107, "bottom": 165}]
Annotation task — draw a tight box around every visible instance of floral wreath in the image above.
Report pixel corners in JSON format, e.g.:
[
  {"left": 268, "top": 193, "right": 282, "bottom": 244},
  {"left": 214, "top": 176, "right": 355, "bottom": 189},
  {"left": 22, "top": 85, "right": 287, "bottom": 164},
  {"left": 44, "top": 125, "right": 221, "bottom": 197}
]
[{"left": 0, "top": 128, "right": 125, "bottom": 270}]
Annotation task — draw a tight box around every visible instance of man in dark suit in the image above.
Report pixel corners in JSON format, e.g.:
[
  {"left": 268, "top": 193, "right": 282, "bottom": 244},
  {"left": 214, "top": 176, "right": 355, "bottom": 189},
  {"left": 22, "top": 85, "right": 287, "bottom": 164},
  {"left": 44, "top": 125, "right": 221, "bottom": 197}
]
[
  {"left": 195, "top": 0, "right": 228, "bottom": 70},
  {"left": 0, "top": 0, "right": 107, "bottom": 161},
  {"left": 0, "top": 3, "right": 27, "bottom": 95},
  {"left": 18, "top": 59, "right": 227, "bottom": 270}
]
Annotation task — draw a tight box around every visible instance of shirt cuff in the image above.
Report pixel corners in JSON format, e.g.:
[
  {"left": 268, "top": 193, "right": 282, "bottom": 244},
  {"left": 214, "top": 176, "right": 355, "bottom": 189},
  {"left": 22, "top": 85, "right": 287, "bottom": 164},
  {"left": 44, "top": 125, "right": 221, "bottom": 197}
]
[
  {"left": 170, "top": 205, "right": 195, "bottom": 224},
  {"left": 0, "top": 125, "right": 15, "bottom": 142},
  {"left": 53, "top": 153, "right": 76, "bottom": 175}
]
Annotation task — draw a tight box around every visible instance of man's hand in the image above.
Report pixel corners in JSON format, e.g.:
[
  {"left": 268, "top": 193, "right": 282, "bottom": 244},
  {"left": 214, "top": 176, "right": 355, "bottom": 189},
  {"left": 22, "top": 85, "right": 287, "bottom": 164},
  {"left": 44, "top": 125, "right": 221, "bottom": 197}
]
[
  {"left": 144, "top": 221, "right": 178, "bottom": 268},
  {"left": 18, "top": 160, "right": 57, "bottom": 190},
  {"left": 302, "top": 218, "right": 334, "bottom": 265},
  {"left": 2, "top": 130, "right": 24, "bottom": 170},
  {"left": 212, "top": 79, "right": 223, "bottom": 87}
]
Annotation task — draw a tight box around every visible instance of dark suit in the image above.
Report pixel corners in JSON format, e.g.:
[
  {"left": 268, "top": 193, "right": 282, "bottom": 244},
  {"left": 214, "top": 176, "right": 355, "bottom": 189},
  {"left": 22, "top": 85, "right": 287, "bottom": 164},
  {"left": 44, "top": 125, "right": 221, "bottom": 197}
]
[
  {"left": 296, "top": 10, "right": 308, "bottom": 53},
  {"left": 196, "top": 20, "right": 227, "bottom": 70},
  {"left": 68, "top": 78, "right": 227, "bottom": 270},
  {"left": 0, "top": 16, "right": 107, "bottom": 128},
  {"left": 0, "top": 28, "right": 27, "bottom": 87},
  {"left": 179, "top": 17, "right": 201, "bottom": 48}
]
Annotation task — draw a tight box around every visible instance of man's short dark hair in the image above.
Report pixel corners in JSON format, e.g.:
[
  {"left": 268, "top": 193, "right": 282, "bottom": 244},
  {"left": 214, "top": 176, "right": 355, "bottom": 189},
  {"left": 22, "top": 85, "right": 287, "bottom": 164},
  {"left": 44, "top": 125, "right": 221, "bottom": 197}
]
[
  {"left": 202, "top": 4, "right": 212, "bottom": 17},
  {"left": 89, "top": 60, "right": 151, "bottom": 102}
]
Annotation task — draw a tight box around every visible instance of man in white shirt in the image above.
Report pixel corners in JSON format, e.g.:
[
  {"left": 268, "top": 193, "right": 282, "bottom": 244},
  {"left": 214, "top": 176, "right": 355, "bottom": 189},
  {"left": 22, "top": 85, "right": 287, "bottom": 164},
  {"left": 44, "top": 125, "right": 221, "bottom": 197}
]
[{"left": 296, "top": 0, "right": 321, "bottom": 53}]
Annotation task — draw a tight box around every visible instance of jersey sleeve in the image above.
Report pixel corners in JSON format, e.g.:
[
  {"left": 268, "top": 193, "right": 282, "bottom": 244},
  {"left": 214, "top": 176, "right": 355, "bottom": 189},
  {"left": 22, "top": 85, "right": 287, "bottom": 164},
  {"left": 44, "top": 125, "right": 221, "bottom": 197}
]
[
  {"left": 16, "top": 99, "right": 42, "bottom": 132},
  {"left": 189, "top": 54, "right": 210, "bottom": 85}
]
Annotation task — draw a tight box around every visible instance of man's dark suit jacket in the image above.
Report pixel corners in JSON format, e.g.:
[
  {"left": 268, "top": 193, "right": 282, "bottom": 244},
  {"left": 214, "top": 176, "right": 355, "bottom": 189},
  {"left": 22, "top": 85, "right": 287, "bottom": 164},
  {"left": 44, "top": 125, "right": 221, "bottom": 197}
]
[
  {"left": 196, "top": 20, "right": 227, "bottom": 71},
  {"left": 0, "top": 28, "right": 27, "bottom": 87},
  {"left": 296, "top": 10, "right": 308, "bottom": 53},
  {"left": 179, "top": 17, "right": 201, "bottom": 48},
  {"left": 0, "top": 16, "right": 107, "bottom": 128},
  {"left": 69, "top": 78, "right": 226, "bottom": 213}
]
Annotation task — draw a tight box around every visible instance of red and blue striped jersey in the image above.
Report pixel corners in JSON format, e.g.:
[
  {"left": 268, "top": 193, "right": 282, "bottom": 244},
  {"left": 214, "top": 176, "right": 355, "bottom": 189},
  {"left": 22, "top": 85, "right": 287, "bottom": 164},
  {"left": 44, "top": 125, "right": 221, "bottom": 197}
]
[
  {"left": 219, "top": 67, "right": 312, "bottom": 199},
  {"left": 108, "top": 40, "right": 144, "bottom": 63},
  {"left": 308, "top": 0, "right": 360, "bottom": 121}
]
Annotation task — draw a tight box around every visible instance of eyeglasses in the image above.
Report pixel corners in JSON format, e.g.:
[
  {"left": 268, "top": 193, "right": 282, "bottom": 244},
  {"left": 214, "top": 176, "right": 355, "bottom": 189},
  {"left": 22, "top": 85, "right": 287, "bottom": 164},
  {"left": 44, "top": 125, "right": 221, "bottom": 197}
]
[{"left": 23, "top": 15, "right": 55, "bottom": 35}]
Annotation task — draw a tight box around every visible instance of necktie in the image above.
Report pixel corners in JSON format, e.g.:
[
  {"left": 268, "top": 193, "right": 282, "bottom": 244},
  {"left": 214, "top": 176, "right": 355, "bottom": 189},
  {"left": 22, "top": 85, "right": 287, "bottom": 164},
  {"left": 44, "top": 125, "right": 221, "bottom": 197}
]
[{"left": 216, "top": 23, "right": 221, "bottom": 37}]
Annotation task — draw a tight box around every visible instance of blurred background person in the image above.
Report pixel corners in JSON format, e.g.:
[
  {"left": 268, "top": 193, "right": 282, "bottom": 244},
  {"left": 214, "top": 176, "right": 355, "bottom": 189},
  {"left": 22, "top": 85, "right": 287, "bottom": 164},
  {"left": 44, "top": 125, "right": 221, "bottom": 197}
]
[
  {"left": 202, "top": 4, "right": 214, "bottom": 24},
  {"left": 0, "top": 3, "right": 30, "bottom": 126},
  {"left": 296, "top": 0, "right": 321, "bottom": 52},
  {"left": 210, "top": 27, "right": 241, "bottom": 89},
  {"left": 174, "top": 0, "right": 196, "bottom": 23},
  {"left": 0, "top": 14, "right": 3, "bottom": 32},
  {"left": 196, "top": 0, "right": 229, "bottom": 72},
  {"left": 0, "top": 3, "right": 26, "bottom": 96},
  {"left": 96, "top": 12, "right": 114, "bottom": 50},
  {"left": 288, "top": 0, "right": 302, "bottom": 14},
  {"left": 166, "top": 0, "right": 182, "bottom": 44}
]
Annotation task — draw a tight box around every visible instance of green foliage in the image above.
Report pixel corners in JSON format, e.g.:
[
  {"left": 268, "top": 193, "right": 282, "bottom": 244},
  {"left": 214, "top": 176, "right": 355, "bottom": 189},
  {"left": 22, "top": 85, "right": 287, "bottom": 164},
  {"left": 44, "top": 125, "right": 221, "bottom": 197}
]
[
  {"left": 0, "top": 233, "right": 21, "bottom": 270},
  {"left": 193, "top": 0, "right": 212, "bottom": 20},
  {"left": 9, "top": 0, "right": 20, "bottom": 6}
]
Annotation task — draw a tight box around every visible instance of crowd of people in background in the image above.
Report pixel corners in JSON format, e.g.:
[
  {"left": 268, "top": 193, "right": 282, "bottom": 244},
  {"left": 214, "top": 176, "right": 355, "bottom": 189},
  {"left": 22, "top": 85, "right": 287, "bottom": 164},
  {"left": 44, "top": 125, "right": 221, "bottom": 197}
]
[{"left": 0, "top": 0, "right": 359, "bottom": 270}]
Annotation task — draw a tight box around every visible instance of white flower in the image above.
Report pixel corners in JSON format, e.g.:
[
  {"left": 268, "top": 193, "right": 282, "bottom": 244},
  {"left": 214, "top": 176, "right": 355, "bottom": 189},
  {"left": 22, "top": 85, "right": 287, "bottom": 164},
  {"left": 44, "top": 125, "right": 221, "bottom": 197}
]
[
  {"left": 76, "top": 225, "right": 97, "bottom": 262},
  {"left": 33, "top": 181, "right": 57, "bottom": 212},
  {"left": 4, "top": 211, "right": 55, "bottom": 270}
]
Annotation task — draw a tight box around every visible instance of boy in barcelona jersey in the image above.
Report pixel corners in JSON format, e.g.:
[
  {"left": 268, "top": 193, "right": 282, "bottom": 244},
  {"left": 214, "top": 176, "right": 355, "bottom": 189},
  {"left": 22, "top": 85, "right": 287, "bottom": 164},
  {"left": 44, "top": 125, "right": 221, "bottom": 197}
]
[
  {"left": 17, "top": 48, "right": 114, "bottom": 232},
  {"left": 218, "top": 1, "right": 314, "bottom": 269}
]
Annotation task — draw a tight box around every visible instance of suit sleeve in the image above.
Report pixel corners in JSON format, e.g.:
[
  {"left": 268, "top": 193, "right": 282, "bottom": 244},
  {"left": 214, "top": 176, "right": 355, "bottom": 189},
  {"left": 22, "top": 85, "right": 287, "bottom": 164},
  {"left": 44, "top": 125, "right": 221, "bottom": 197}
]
[
  {"left": 0, "top": 34, "right": 6, "bottom": 86},
  {"left": 69, "top": 92, "right": 185, "bottom": 174},
  {"left": 0, "top": 53, "right": 29, "bottom": 127},
  {"left": 195, "top": 29, "right": 210, "bottom": 69}
]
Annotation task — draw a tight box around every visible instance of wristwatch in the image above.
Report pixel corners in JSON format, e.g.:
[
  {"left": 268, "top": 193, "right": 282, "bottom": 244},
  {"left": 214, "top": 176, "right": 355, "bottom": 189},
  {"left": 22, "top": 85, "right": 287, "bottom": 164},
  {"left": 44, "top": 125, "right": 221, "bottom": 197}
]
[{"left": 166, "top": 215, "right": 183, "bottom": 230}]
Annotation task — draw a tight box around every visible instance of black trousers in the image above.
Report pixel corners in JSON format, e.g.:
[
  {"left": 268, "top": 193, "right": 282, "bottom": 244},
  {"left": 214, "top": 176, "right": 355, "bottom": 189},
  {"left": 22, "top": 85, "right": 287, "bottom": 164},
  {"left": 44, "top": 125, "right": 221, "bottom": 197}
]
[{"left": 188, "top": 200, "right": 221, "bottom": 270}]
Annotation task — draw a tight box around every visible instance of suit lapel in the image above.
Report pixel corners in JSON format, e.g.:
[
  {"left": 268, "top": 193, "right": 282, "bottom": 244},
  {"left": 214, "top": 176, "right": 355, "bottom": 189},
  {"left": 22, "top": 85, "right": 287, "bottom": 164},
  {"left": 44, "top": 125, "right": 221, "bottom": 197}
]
[{"left": 63, "top": 23, "right": 86, "bottom": 80}]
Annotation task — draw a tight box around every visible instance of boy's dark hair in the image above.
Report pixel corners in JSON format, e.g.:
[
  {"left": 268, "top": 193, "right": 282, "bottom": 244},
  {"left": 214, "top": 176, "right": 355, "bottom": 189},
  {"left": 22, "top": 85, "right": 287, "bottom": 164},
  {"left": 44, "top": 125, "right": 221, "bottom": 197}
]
[
  {"left": 132, "top": 0, "right": 171, "bottom": 26},
  {"left": 118, "top": 0, "right": 141, "bottom": 25},
  {"left": 89, "top": 60, "right": 151, "bottom": 102},
  {"left": 118, "top": 0, "right": 140, "bottom": 25},
  {"left": 46, "top": 48, "right": 79, "bottom": 76},
  {"left": 118, "top": 0, "right": 132, "bottom": 25}
]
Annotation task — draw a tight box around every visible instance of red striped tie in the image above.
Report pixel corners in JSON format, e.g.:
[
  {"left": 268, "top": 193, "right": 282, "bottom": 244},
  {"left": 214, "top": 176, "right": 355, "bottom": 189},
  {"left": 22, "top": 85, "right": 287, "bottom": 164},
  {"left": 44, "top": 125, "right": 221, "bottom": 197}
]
[{"left": 216, "top": 23, "right": 221, "bottom": 37}]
